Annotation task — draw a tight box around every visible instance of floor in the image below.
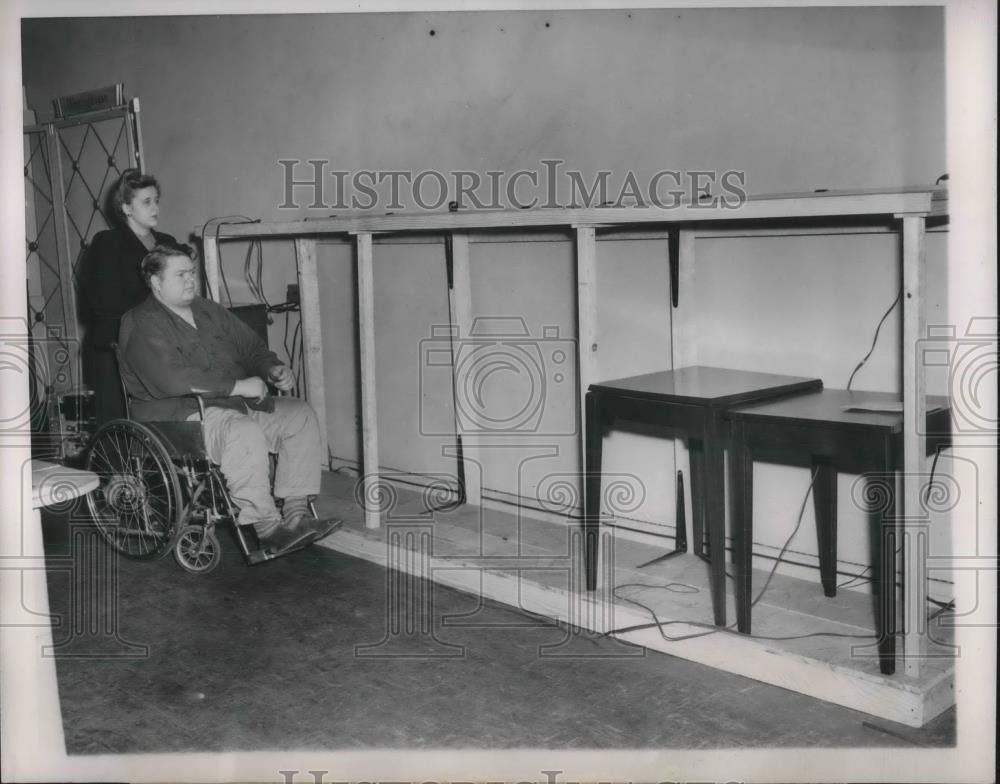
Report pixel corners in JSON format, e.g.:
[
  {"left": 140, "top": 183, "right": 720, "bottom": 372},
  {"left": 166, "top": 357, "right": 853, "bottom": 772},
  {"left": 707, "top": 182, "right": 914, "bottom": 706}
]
[{"left": 41, "top": 503, "right": 956, "bottom": 754}]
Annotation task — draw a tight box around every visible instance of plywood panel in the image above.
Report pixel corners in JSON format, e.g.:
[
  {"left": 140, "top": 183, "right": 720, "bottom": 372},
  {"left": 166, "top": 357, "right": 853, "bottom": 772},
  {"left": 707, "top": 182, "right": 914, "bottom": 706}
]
[
  {"left": 593, "top": 238, "right": 678, "bottom": 533},
  {"left": 468, "top": 239, "right": 579, "bottom": 507},
  {"left": 693, "top": 231, "right": 949, "bottom": 584},
  {"left": 315, "top": 240, "right": 360, "bottom": 465},
  {"left": 24, "top": 9, "right": 944, "bottom": 252},
  {"left": 370, "top": 240, "right": 455, "bottom": 481}
]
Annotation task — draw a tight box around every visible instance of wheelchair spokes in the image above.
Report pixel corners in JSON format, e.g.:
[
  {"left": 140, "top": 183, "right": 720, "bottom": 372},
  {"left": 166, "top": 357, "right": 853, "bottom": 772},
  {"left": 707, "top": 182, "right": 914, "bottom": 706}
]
[
  {"left": 84, "top": 416, "right": 335, "bottom": 573},
  {"left": 173, "top": 523, "right": 221, "bottom": 574},
  {"left": 85, "top": 420, "right": 182, "bottom": 561}
]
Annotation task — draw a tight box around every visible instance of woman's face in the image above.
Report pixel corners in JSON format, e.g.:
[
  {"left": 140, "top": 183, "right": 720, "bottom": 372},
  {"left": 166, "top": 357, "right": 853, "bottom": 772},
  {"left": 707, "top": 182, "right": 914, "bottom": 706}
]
[{"left": 125, "top": 186, "right": 160, "bottom": 232}]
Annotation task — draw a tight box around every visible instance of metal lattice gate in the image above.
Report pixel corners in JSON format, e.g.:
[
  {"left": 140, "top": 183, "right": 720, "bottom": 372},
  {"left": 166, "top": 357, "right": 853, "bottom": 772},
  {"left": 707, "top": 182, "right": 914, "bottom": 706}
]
[{"left": 23, "top": 98, "right": 144, "bottom": 454}]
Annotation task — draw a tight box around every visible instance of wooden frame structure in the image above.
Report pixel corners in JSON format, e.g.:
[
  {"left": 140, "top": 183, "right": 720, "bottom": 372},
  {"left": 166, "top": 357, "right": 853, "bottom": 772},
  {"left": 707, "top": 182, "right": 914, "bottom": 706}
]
[
  {"left": 23, "top": 99, "right": 145, "bottom": 346},
  {"left": 199, "top": 185, "right": 948, "bottom": 678}
]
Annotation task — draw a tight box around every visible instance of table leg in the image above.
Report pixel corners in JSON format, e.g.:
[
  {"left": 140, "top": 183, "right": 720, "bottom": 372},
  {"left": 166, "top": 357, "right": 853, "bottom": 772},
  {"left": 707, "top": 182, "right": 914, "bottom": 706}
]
[
  {"left": 811, "top": 456, "right": 838, "bottom": 598},
  {"left": 730, "top": 420, "right": 753, "bottom": 633},
  {"left": 584, "top": 391, "right": 603, "bottom": 592},
  {"left": 674, "top": 469, "right": 688, "bottom": 553},
  {"left": 869, "top": 446, "right": 897, "bottom": 675},
  {"left": 704, "top": 413, "right": 727, "bottom": 627},
  {"left": 688, "top": 438, "right": 706, "bottom": 558}
]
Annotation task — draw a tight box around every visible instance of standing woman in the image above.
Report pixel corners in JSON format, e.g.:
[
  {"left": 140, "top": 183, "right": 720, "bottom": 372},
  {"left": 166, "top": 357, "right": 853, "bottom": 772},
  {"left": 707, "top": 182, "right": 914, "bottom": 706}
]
[{"left": 78, "top": 169, "right": 178, "bottom": 425}]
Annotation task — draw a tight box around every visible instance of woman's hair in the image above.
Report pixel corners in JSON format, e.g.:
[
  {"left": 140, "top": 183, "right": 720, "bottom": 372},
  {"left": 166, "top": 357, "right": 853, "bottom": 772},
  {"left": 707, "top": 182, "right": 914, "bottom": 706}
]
[
  {"left": 108, "top": 168, "right": 160, "bottom": 225},
  {"left": 141, "top": 243, "right": 196, "bottom": 286}
]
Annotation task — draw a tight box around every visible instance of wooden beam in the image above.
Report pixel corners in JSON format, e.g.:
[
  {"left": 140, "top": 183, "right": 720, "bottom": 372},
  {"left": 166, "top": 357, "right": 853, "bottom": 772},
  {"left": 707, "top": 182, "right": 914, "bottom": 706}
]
[
  {"left": 448, "top": 232, "right": 481, "bottom": 505},
  {"left": 356, "top": 232, "right": 381, "bottom": 529},
  {"left": 575, "top": 226, "right": 598, "bottom": 482},
  {"left": 576, "top": 226, "right": 606, "bottom": 532},
  {"left": 901, "top": 215, "right": 928, "bottom": 679},
  {"left": 202, "top": 234, "right": 221, "bottom": 302},
  {"left": 46, "top": 126, "right": 79, "bottom": 348},
  {"left": 293, "top": 238, "right": 328, "bottom": 463},
  {"left": 197, "top": 188, "right": 942, "bottom": 239},
  {"left": 672, "top": 227, "right": 698, "bottom": 368},
  {"left": 193, "top": 225, "right": 949, "bottom": 247},
  {"left": 130, "top": 98, "right": 145, "bottom": 172},
  {"left": 670, "top": 227, "right": 698, "bottom": 541}
]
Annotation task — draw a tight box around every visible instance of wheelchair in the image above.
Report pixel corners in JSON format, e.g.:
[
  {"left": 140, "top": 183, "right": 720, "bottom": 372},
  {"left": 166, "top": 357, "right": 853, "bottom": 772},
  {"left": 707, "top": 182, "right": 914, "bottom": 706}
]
[{"left": 84, "top": 349, "right": 327, "bottom": 574}]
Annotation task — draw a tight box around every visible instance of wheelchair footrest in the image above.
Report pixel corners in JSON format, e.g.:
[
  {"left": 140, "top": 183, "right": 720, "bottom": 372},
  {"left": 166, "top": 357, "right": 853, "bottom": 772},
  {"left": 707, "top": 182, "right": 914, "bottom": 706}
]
[
  {"left": 240, "top": 519, "right": 342, "bottom": 566},
  {"left": 245, "top": 548, "right": 273, "bottom": 565},
  {"left": 244, "top": 536, "right": 317, "bottom": 565}
]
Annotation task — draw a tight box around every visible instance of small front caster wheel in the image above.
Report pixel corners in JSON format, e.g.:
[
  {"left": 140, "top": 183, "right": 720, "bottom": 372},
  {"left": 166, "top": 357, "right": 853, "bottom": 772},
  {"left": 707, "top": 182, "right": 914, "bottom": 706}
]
[{"left": 173, "top": 525, "right": 221, "bottom": 574}]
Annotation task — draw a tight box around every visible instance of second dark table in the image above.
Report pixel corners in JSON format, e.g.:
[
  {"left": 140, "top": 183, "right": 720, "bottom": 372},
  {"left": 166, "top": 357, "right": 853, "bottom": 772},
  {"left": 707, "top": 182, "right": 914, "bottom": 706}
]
[{"left": 584, "top": 365, "right": 823, "bottom": 627}]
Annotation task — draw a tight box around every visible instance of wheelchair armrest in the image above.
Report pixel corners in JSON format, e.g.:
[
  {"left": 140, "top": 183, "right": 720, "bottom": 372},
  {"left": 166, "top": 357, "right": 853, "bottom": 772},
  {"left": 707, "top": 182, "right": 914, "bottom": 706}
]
[{"left": 184, "top": 394, "right": 208, "bottom": 421}]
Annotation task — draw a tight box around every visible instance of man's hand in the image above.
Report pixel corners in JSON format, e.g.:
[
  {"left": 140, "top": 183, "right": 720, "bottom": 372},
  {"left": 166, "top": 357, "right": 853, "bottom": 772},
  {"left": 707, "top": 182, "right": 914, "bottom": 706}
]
[
  {"left": 267, "top": 364, "right": 295, "bottom": 392},
  {"left": 231, "top": 376, "right": 269, "bottom": 402}
]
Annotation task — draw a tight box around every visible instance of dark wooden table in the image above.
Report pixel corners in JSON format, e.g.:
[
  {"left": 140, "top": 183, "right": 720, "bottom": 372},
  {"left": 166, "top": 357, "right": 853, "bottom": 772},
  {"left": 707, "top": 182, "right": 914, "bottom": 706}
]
[
  {"left": 584, "top": 366, "right": 823, "bottom": 627},
  {"left": 726, "top": 388, "right": 951, "bottom": 674}
]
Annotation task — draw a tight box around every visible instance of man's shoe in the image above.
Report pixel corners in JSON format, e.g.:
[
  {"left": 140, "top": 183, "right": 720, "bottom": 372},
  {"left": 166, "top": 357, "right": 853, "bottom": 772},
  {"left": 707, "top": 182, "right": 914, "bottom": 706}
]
[
  {"left": 308, "top": 517, "right": 343, "bottom": 540},
  {"left": 257, "top": 523, "right": 317, "bottom": 556},
  {"left": 285, "top": 515, "right": 342, "bottom": 541}
]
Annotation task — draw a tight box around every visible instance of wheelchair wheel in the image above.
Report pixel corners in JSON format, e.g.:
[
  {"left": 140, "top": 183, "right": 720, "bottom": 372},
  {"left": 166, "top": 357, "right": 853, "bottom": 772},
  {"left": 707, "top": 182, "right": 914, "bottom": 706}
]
[
  {"left": 84, "top": 419, "right": 182, "bottom": 560},
  {"left": 173, "top": 525, "right": 221, "bottom": 574}
]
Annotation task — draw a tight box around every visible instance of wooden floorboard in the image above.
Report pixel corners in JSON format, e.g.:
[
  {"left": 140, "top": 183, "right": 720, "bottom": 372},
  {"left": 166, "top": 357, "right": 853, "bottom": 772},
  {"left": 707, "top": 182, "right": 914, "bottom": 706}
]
[{"left": 313, "top": 471, "right": 956, "bottom": 727}]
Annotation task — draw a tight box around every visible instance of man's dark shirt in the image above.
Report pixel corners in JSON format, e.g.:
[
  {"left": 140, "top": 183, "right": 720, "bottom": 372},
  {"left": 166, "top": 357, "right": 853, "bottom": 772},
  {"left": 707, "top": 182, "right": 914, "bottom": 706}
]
[{"left": 119, "top": 294, "right": 281, "bottom": 421}]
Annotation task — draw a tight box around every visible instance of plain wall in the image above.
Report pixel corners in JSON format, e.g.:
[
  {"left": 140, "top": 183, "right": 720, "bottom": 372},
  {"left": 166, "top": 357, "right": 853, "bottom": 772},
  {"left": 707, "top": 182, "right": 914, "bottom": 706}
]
[{"left": 20, "top": 7, "right": 949, "bottom": 580}]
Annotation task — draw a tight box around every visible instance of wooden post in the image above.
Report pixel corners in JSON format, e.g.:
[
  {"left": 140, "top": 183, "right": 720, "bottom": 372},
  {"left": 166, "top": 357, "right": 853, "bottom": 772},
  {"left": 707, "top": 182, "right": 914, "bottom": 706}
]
[
  {"left": 24, "top": 131, "right": 45, "bottom": 327},
  {"left": 672, "top": 227, "right": 697, "bottom": 368},
  {"left": 47, "top": 125, "right": 79, "bottom": 347},
  {"left": 901, "top": 215, "right": 927, "bottom": 678},
  {"left": 202, "top": 233, "right": 221, "bottom": 302},
  {"left": 671, "top": 227, "right": 698, "bottom": 542},
  {"left": 130, "top": 98, "right": 145, "bottom": 171},
  {"left": 293, "top": 238, "right": 329, "bottom": 463},
  {"left": 575, "top": 226, "right": 598, "bottom": 483},
  {"left": 449, "top": 232, "right": 481, "bottom": 505},
  {"left": 355, "top": 232, "right": 381, "bottom": 528}
]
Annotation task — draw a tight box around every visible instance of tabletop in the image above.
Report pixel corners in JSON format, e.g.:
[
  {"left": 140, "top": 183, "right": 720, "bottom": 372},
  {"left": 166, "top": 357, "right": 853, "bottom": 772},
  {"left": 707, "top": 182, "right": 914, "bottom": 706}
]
[
  {"left": 588, "top": 366, "right": 823, "bottom": 407},
  {"left": 725, "top": 388, "right": 951, "bottom": 433}
]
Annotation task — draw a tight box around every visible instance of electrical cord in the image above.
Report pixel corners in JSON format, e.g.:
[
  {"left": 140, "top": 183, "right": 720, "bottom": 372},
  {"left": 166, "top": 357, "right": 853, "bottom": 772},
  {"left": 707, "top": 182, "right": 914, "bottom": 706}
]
[
  {"left": 925, "top": 444, "right": 945, "bottom": 504},
  {"left": 201, "top": 215, "right": 259, "bottom": 307},
  {"left": 290, "top": 318, "right": 304, "bottom": 397},
  {"left": 846, "top": 286, "right": 902, "bottom": 391},
  {"left": 750, "top": 466, "right": 819, "bottom": 609},
  {"left": 243, "top": 239, "right": 270, "bottom": 308},
  {"left": 609, "top": 470, "right": 864, "bottom": 642},
  {"left": 608, "top": 464, "right": 955, "bottom": 643},
  {"left": 202, "top": 216, "right": 305, "bottom": 388},
  {"left": 846, "top": 176, "right": 944, "bottom": 390}
]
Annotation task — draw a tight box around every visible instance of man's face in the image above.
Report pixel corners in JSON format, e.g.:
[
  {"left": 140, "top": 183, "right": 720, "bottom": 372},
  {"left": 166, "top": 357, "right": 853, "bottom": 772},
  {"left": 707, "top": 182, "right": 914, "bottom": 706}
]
[{"left": 152, "top": 254, "right": 198, "bottom": 307}]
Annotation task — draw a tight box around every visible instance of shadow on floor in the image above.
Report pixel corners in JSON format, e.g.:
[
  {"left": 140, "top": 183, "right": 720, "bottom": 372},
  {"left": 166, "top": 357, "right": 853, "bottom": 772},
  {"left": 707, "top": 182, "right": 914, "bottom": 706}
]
[{"left": 41, "top": 503, "right": 956, "bottom": 753}]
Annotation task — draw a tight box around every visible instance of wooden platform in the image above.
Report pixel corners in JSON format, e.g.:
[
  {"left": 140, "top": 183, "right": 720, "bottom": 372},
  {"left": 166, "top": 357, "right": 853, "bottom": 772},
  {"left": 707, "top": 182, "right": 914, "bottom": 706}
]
[{"left": 312, "top": 471, "right": 955, "bottom": 728}]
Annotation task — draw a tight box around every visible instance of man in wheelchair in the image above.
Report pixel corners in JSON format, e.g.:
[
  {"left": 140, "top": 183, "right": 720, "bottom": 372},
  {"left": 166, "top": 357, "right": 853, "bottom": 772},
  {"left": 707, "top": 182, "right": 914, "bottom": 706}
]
[{"left": 117, "top": 244, "right": 340, "bottom": 558}]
